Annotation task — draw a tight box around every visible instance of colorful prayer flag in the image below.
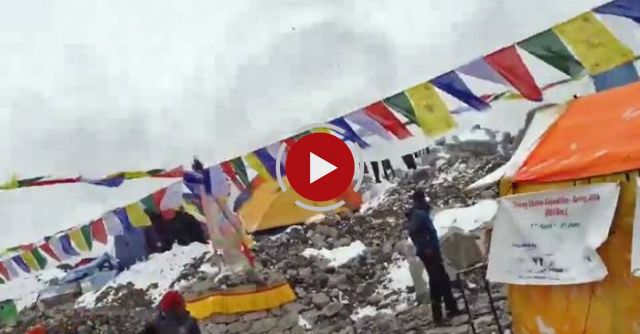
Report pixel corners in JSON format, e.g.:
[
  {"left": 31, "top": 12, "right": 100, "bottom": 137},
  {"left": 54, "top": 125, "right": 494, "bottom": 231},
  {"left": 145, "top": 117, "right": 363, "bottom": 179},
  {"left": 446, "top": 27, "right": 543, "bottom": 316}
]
[
  {"left": 12, "top": 255, "right": 30, "bottom": 273},
  {"left": 0, "top": 262, "right": 10, "bottom": 281},
  {"left": 593, "top": 61, "right": 639, "bottom": 91},
  {"left": 344, "top": 109, "right": 393, "bottom": 141},
  {"left": 69, "top": 228, "right": 90, "bottom": 252},
  {"left": 113, "top": 207, "right": 134, "bottom": 231},
  {"left": 594, "top": 0, "right": 640, "bottom": 24},
  {"left": 125, "top": 203, "right": 153, "bottom": 228},
  {"left": 48, "top": 237, "right": 70, "bottom": 261},
  {"left": 245, "top": 152, "right": 273, "bottom": 181},
  {"left": 102, "top": 211, "right": 124, "bottom": 236},
  {"left": 404, "top": 83, "right": 458, "bottom": 137},
  {"left": 364, "top": 102, "right": 412, "bottom": 139},
  {"left": 230, "top": 157, "right": 250, "bottom": 187},
  {"left": 553, "top": 12, "right": 634, "bottom": 75},
  {"left": 329, "top": 117, "right": 370, "bottom": 148},
  {"left": 31, "top": 248, "right": 47, "bottom": 270},
  {"left": 39, "top": 242, "right": 61, "bottom": 262},
  {"left": 4, "top": 261, "right": 18, "bottom": 279},
  {"left": 221, "top": 161, "right": 246, "bottom": 191},
  {"left": 383, "top": 92, "right": 419, "bottom": 124},
  {"left": 90, "top": 219, "right": 108, "bottom": 245},
  {"left": 457, "top": 58, "right": 510, "bottom": 86},
  {"left": 518, "top": 29, "right": 585, "bottom": 78},
  {"left": 203, "top": 165, "right": 230, "bottom": 199},
  {"left": 253, "top": 148, "right": 279, "bottom": 179},
  {"left": 484, "top": 46, "right": 543, "bottom": 101},
  {"left": 160, "top": 182, "right": 184, "bottom": 211},
  {"left": 431, "top": 71, "right": 491, "bottom": 110}
]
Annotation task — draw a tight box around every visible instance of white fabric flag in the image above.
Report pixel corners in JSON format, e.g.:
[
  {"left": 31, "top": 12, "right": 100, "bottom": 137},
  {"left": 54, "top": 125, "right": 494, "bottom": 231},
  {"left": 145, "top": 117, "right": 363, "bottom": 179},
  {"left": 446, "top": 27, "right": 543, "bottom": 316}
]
[
  {"left": 632, "top": 178, "right": 640, "bottom": 276},
  {"left": 487, "top": 183, "right": 619, "bottom": 285},
  {"left": 102, "top": 211, "right": 124, "bottom": 236},
  {"left": 160, "top": 182, "right": 184, "bottom": 211},
  {"left": 48, "top": 236, "right": 70, "bottom": 261}
]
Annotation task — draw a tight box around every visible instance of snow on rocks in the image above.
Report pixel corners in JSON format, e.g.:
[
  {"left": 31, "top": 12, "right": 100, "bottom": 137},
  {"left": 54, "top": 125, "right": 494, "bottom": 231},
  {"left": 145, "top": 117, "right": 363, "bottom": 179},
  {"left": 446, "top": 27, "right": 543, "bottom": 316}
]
[
  {"left": 301, "top": 241, "right": 367, "bottom": 267},
  {"left": 0, "top": 267, "right": 65, "bottom": 311}
]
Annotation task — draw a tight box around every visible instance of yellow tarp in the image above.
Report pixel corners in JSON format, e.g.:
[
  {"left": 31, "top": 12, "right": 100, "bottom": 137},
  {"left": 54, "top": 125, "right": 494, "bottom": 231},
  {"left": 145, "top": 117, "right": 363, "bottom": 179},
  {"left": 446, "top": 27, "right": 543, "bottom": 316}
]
[
  {"left": 553, "top": 12, "right": 634, "bottom": 75},
  {"left": 186, "top": 283, "right": 296, "bottom": 319},
  {"left": 238, "top": 177, "right": 361, "bottom": 232},
  {"left": 502, "top": 172, "right": 640, "bottom": 334},
  {"left": 405, "top": 83, "right": 457, "bottom": 137}
]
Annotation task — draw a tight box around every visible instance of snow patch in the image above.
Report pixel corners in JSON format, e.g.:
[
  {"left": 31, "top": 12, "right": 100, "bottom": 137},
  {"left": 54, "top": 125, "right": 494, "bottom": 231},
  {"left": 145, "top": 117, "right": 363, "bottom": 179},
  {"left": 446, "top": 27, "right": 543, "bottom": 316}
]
[
  {"left": 0, "top": 267, "right": 65, "bottom": 310},
  {"left": 433, "top": 200, "right": 498, "bottom": 237},
  {"left": 350, "top": 305, "right": 392, "bottom": 320},
  {"left": 77, "top": 242, "right": 210, "bottom": 308},
  {"left": 360, "top": 179, "right": 395, "bottom": 213},
  {"left": 301, "top": 241, "right": 366, "bottom": 267}
]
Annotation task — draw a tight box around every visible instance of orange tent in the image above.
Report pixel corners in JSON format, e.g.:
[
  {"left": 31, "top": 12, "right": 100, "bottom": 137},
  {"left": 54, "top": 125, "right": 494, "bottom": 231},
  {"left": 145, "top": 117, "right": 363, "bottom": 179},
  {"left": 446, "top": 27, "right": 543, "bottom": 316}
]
[
  {"left": 237, "top": 176, "right": 362, "bottom": 233},
  {"left": 498, "top": 82, "right": 640, "bottom": 334}
]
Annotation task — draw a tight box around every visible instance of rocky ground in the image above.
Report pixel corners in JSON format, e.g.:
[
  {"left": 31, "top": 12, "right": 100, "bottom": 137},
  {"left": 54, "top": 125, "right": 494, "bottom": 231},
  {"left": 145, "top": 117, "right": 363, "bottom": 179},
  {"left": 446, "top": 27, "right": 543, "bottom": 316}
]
[{"left": 4, "top": 140, "right": 513, "bottom": 334}]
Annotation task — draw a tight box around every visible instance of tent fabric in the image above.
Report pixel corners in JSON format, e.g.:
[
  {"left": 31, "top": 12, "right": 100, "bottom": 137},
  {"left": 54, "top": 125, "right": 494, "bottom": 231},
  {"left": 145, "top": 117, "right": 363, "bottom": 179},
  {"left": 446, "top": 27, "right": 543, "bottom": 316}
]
[
  {"left": 113, "top": 227, "right": 148, "bottom": 270},
  {"left": 503, "top": 172, "right": 640, "bottom": 334},
  {"left": 515, "top": 81, "right": 640, "bottom": 183},
  {"left": 593, "top": 61, "right": 639, "bottom": 92},
  {"left": 237, "top": 178, "right": 361, "bottom": 233}
]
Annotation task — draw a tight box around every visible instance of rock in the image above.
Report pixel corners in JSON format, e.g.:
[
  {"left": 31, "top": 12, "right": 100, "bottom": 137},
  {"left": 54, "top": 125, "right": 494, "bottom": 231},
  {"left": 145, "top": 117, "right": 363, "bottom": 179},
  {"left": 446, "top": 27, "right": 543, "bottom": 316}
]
[
  {"left": 243, "top": 311, "right": 268, "bottom": 322},
  {"left": 227, "top": 321, "right": 251, "bottom": 334},
  {"left": 277, "top": 312, "right": 299, "bottom": 331},
  {"left": 283, "top": 302, "right": 306, "bottom": 314},
  {"left": 322, "top": 302, "right": 343, "bottom": 317},
  {"left": 311, "top": 293, "right": 330, "bottom": 307},
  {"left": 301, "top": 310, "right": 320, "bottom": 326},
  {"left": 366, "top": 294, "right": 383, "bottom": 306},
  {"left": 298, "top": 267, "right": 312, "bottom": 279},
  {"left": 249, "top": 317, "right": 278, "bottom": 333}
]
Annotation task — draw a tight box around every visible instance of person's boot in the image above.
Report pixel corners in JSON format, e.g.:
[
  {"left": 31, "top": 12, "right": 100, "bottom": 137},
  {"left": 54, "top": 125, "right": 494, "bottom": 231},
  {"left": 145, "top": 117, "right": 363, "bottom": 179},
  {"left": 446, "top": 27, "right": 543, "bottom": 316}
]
[{"left": 431, "top": 302, "right": 445, "bottom": 327}]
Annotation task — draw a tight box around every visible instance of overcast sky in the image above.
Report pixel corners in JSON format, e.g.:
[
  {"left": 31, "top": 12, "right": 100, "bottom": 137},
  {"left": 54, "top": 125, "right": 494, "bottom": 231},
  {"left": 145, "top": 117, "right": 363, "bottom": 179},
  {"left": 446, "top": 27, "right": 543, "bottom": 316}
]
[{"left": 0, "top": 0, "right": 610, "bottom": 248}]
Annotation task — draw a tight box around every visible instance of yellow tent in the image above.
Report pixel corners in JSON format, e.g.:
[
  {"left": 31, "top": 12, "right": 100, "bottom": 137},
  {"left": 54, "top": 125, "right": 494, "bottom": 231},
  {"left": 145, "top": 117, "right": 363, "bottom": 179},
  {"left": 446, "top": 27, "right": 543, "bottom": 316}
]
[
  {"left": 238, "top": 177, "right": 362, "bottom": 233},
  {"left": 496, "top": 83, "right": 640, "bottom": 334}
]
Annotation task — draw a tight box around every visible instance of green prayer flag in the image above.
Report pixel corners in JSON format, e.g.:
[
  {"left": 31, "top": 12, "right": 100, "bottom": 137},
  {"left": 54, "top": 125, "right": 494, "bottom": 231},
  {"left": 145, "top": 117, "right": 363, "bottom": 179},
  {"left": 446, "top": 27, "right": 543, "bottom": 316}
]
[
  {"left": 231, "top": 157, "right": 250, "bottom": 186},
  {"left": 81, "top": 224, "right": 93, "bottom": 251},
  {"left": 140, "top": 194, "right": 159, "bottom": 213},
  {"left": 31, "top": 248, "right": 47, "bottom": 270},
  {"left": 518, "top": 29, "right": 585, "bottom": 78},
  {"left": 383, "top": 93, "right": 418, "bottom": 124}
]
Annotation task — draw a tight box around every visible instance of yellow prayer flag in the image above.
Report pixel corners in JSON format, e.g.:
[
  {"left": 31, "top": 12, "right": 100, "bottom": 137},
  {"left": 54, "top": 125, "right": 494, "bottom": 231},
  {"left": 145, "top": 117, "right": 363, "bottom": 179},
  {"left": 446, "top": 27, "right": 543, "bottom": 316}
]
[
  {"left": 0, "top": 174, "right": 19, "bottom": 190},
  {"left": 21, "top": 251, "right": 40, "bottom": 271},
  {"left": 245, "top": 153, "right": 273, "bottom": 181},
  {"left": 182, "top": 203, "right": 206, "bottom": 222},
  {"left": 123, "top": 171, "right": 150, "bottom": 179},
  {"left": 405, "top": 83, "right": 457, "bottom": 137},
  {"left": 125, "top": 203, "right": 153, "bottom": 228},
  {"left": 69, "top": 229, "right": 90, "bottom": 252},
  {"left": 553, "top": 12, "right": 634, "bottom": 75}
]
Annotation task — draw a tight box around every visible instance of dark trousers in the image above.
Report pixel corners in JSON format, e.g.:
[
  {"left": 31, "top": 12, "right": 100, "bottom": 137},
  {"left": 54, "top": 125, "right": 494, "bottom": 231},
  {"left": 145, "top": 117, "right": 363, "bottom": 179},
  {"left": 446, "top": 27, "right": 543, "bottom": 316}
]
[{"left": 418, "top": 250, "right": 458, "bottom": 322}]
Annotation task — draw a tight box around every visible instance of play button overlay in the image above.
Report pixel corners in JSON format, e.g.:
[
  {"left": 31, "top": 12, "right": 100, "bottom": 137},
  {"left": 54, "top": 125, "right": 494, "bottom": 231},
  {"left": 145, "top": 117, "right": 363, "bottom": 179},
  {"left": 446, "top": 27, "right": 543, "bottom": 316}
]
[
  {"left": 285, "top": 132, "right": 356, "bottom": 202},
  {"left": 309, "top": 152, "right": 337, "bottom": 183}
]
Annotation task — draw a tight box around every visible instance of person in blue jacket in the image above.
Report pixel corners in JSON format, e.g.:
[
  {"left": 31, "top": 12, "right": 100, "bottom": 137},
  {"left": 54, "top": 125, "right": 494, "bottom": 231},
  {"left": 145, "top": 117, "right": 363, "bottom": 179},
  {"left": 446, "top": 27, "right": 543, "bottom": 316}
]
[{"left": 406, "top": 189, "right": 461, "bottom": 325}]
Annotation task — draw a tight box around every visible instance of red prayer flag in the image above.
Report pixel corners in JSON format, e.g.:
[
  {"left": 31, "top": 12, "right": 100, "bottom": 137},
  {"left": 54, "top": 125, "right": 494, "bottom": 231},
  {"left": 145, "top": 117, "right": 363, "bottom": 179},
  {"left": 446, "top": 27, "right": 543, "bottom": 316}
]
[
  {"left": 221, "top": 161, "right": 245, "bottom": 191},
  {"left": 484, "top": 46, "right": 543, "bottom": 101},
  {"left": 155, "top": 166, "right": 184, "bottom": 178},
  {"left": 0, "top": 262, "right": 9, "bottom": 281},
  {"left": 38, "top": 243, "right": 61, "bottom": 262},
  {"left": 91, "top": 219, "right": 108, "bottom": 244},
  {"left": 152, "top": 187, "right": 168, "bottom": 210},
  {"left": 364, "top": 102, "right": 412, "bottom": 139}
]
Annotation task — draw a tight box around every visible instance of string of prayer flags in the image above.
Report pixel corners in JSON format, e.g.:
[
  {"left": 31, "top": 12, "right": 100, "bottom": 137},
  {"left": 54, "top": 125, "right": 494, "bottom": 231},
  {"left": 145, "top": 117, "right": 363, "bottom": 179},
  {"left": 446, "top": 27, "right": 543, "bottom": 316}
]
[
  {"left": 404, "top": 83, "right": 458, "bottom": 137},
  {"left": 457, "top": 57, "right": 511, "bottom": 86},
  {"left": 344, "top": 110, "right": 394, "bottom": 141},
  {"left": 329, "top": 117, "right": 370, "bottom": 148},
  {"left": 594, "top": 0, "right": 640, "bottom": 25},
  {"left": 553, "top": 12, "right": 634, "bottom": 75},
  {"left": 12, "top": 255, "right": 30, "bottom": 273},
  {"left": 102, "top": 211, "right": 125, "bottom": 236},
  {"left": 125, "top": 203, "right": 153, "bottom": 228},
  {"left": 484, "top": 46, "right": 543, "bottom": 101},
  {"left": 593, "top": 61, "right": 639, "bottom": 91},
  {"left": 431, "top": 71, "right": 491, "bottom": 110},
  {"left": 517, "top": 29, "right": 585, "bottom": 78},
  {"left": 69, "top": 228, "right": 91, "bottom": 252},
  {"left": 39, "top": 242, "right": 61, "bottom": 262},
  {"left": 363, "top": 102, "right": 412, "bottom": 140}
]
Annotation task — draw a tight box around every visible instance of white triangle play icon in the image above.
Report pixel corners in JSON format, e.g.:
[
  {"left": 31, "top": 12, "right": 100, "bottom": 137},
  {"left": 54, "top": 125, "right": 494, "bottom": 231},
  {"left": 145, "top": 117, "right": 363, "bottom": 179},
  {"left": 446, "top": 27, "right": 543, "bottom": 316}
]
[{"left": 309, "top": 152, "right": 337, "bottom": 184}]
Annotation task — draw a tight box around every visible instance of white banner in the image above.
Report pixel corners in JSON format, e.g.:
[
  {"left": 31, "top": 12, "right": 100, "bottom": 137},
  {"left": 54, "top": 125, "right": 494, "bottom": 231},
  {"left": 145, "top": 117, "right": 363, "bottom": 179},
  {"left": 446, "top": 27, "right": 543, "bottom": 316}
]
[
  {"left": 632, "top": 178, "right": 640, "bottom": 276},
  {"left": 487, "top": 183, "right": 620, "bottom": 285}
]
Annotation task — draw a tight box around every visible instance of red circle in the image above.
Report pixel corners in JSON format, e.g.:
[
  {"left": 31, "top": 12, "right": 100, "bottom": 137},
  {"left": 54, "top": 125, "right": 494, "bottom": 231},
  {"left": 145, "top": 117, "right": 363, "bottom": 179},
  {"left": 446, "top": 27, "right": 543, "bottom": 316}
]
[{"left": 285, "top": 132, "right": 355, "bottom": 202}]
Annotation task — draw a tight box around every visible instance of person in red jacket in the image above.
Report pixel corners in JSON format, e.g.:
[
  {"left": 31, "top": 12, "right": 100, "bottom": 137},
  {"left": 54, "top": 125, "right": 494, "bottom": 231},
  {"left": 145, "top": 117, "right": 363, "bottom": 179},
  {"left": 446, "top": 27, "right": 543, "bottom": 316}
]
[{"left": 141, "top": 290, "right": 200, "bottom": 334}]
